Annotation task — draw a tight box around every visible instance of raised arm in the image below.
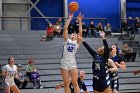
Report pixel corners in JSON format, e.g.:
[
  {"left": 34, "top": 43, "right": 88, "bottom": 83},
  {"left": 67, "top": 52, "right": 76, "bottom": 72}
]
[
  {"left": 63, "top": 13, "right": 73, "bottom": 42},
  {"left": 81, "top": 39, "right": 97, "bottom": 57},
  {"left": 99, "top": 32, "right": 109, "bottom": 59},
  {"left": 77, "top": 12, "right": 84, "bottom": 47}
]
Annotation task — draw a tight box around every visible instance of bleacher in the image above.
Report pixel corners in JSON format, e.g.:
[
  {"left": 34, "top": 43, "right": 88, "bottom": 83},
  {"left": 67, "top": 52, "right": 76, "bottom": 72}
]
[{"left": 0, "top": 31, "right": 140, "bottom": 93}]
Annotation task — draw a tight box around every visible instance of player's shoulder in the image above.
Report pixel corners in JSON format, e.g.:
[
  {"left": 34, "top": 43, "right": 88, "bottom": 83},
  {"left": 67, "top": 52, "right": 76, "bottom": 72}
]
[
  {"left": 64, "top": 38, "right": 70, "bottom": 43},
  {"left": 13, "top": 65, "right": 17, "bottom": 68},
  {"left": 117, "top": 54, "right": 123, "bottom": 58},
  {"left": 3, "top": 64, "right": 9, "bottom": 68}
]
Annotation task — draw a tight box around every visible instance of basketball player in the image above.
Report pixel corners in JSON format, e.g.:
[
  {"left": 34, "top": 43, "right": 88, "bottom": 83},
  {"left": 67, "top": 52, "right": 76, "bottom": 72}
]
[
  {"left": 60, "top": 12, "right": 83, "bottom": 93},
  {"left": 2, "top": 57, "right": 20, "bottom": 93},
  {"left": 110, "top": 45, "right": 126, "bottom": 93},
  {"left": 55, "top": 71, "right": 90, "bottom": 93},
  {"left": 79, "top": 32, "right": 118, "bottom": 93}
]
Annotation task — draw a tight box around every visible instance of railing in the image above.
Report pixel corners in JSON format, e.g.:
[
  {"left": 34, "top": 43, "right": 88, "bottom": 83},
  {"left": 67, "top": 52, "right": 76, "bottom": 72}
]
[{"left": 0, "top": 16, "right": 107, "bottom": 31}]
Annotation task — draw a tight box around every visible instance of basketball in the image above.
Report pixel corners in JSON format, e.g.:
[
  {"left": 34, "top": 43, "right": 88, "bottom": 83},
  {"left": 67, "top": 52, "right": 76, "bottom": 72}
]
[{"left": 69, "top": 1, "right": 79, "bottom": 12}]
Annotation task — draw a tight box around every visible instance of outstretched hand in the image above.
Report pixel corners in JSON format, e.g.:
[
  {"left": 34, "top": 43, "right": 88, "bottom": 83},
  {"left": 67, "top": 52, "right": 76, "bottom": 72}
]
[
  {"left": 77, "top": 34, "right": 84, "bottom": 42},
  {"left": 68, "top": 12, "right": 74, "bottom": 19},
  {"left": 77, "top": 12, "right": 84, "bottom": 21},
  {"left": 55, "top": 84, "right": 61, "bottom": 90},
  {"left": 99, "top": 31, "right": 105, "bottom": 39}
]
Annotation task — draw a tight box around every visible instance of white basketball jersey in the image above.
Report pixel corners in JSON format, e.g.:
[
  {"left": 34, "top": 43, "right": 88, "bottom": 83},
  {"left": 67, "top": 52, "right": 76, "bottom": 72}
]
[
  {"left": 3, "top": 65, "right": 17, "bottom": 81},
  {"left": 61, "top": 39, "right": 78, "bottom": 62}
]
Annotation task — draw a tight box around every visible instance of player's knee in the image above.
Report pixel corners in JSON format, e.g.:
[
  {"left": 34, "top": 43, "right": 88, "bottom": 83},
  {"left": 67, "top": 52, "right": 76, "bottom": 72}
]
[
  {"left": 72, "top": 81, "right": 78, "bottom": 87},
  {"left": 64, "top": 81, "right": 70, "bottom": 87},
  {"left": 113, "top": 89, "right": 118, "bottom": 93}
]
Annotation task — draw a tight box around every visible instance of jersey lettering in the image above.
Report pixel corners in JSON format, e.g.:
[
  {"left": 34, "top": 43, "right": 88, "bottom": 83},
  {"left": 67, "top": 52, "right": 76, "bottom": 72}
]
[
  {"left": 10, "top": 73, "right": 14, "bottom": 77},
  {"left": 67, "top": 46, "right": 74, "bottom": 52},
  {"left": 95, "top": 63, "right": 100, "bottom": 70}
]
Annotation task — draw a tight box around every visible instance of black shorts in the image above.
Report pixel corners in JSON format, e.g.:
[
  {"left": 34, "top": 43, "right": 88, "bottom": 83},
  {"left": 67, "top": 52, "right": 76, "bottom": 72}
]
[
  {"left": 111, "top": 78, "right": 119, "bottom": 91},
  {"left": 92, "top": 76, "right": 111, "bottom": 92}
]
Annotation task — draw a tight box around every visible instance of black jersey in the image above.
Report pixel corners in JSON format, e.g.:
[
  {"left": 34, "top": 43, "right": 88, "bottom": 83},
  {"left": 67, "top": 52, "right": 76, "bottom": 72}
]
[
  {"left": 69, "top": 77, "right": 87, "bottom": 93},
  {"left": 82, "top": 39, "right": 110, "bottom": 77}
]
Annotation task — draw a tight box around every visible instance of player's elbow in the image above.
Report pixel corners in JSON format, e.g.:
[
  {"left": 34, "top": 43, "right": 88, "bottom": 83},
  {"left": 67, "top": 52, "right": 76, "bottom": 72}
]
[
  {"left": 63, "top": 26, "right": 68, "bottom": 30},
  {"left": 114, "top": 66, "right": 118, "bottom": 72},
  {"left": 122, "top": 65, "right": 127, "bottom": 71}
]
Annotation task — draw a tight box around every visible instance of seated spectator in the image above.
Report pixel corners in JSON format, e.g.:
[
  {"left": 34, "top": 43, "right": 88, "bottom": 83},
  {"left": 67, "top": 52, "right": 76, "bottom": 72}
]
[
  {"left": 14, "top": 64, "right": 28, "bottom": 89},
  {"left": 121, "top": 19, "right": 130, "bottom": 34},
  {"left": 68, "top": 22, "right": 74, "bottom": 34},
  {"left": 26, "top": 59, "right": 35, "bottom": 81},
  {"left": 55, "top": 71, "right": 89, "bottom": 93},
  {"left": 46, "top": 23, "right": 54, "bottom": 41},
  {"left": 53, "top": 21, "right": 62, "bottom": 37},
  {"left": 30, "top": 67, "right": 43, "bottom": 89},
  {"left": 121, "top": 43, "right": 137, "bottom": 62},
  {"left": 104, "top": 23, "right": 112, "bottom": 37},
  {"left": 73, "top": 19, "right": 79, "bottom": 34},
  {"left": 82, "top": 22, "right": 88, "bottom": 37},
  {"left": 57, "top": 18, "right": 64, "bottom": 35},
  {"left": 41, "top": 24, "right": 54, "bottom": 41},
  {"left": 88, "top": 21, "right": 96, "bottom": 37},
  {"left": 135, "top": 18, "right": 140, "bottom": 33},
  {"left": 95, "top": 22, "right": 104, "bottom": 37}
]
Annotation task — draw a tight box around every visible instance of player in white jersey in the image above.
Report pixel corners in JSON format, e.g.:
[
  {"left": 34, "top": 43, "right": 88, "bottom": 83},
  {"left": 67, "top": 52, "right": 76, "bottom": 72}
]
[
  {"left": 2, "top": 57, "right": 20, "bottom": 93},
  {"left": 60, "top": 12, "right": 83, "bottom": 93}
]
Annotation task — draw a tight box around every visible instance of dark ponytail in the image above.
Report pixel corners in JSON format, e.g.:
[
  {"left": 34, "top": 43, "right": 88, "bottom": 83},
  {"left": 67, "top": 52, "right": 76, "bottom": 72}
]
[
  {"left": 8, "top": 57, "right": 11, "bottom": 64},
  {"left": 116, "top": 47, "right": 119, "bottom": 55}
]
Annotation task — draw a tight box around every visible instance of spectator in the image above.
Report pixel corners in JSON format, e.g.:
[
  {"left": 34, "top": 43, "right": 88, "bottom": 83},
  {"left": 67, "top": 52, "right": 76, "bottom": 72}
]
[
  {"left": 30, "top": 67, "right": 43, "bottom": 89},
  {"left": 40, "top": 24, "right": 54, "bottom": 41},
  {"left": 68, "top": 22, "right": 74, "bottom": 34},
  {"left": 46, "top": 23, "right": 54, "bottom": 41},
  {"left": 58, "top": 18, "right": 63, "bottom": 27},
  {"left": 135, "top": 18, "right": 140, "bottom": 33},
  {"left": 121, "top": 19, "right": 129, "bottom": 34},
  {"left": 88, "top": 21, "right": 96, "bottom": 37},
  {"left": 73, "top": 19, "right": 79, "bottom": 34},
  {"left": 14, "top": 64, "right": 28, "bottom": 89},
  {"left": 82, "top": 22, "right": 88, "bottom": 37},
  {"left": 104, "top": 23, "right": 112, "bottom": 37},
  {"left": 95, "top": 22, "right": 104, "bottom": 37},
  {"left": 121, "top": 43, "right": 137, "bottom": 62},
  {"left": 53, "top": 21, "right": 62, "bottom": 37},
  {"left": 26, "top": 59, "right": 35, "bottom": 81},
  {"left": 55, "top": 71, "right": 90, "bottom": 93},
  {"left": 57, "top": 18, "right": 64, "bottom": 36}
]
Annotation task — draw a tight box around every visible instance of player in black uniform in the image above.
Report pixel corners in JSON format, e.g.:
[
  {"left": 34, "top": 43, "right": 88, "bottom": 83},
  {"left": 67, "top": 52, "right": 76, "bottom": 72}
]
[
  {"left": 110, "top": 45, "right": 126, "bottom": 93},
  {"left": 79, "top": 32, "right": 118, "bottom": 93},
  {"left": 55, "top": 71, "right": 89, "bottom": 93}
]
